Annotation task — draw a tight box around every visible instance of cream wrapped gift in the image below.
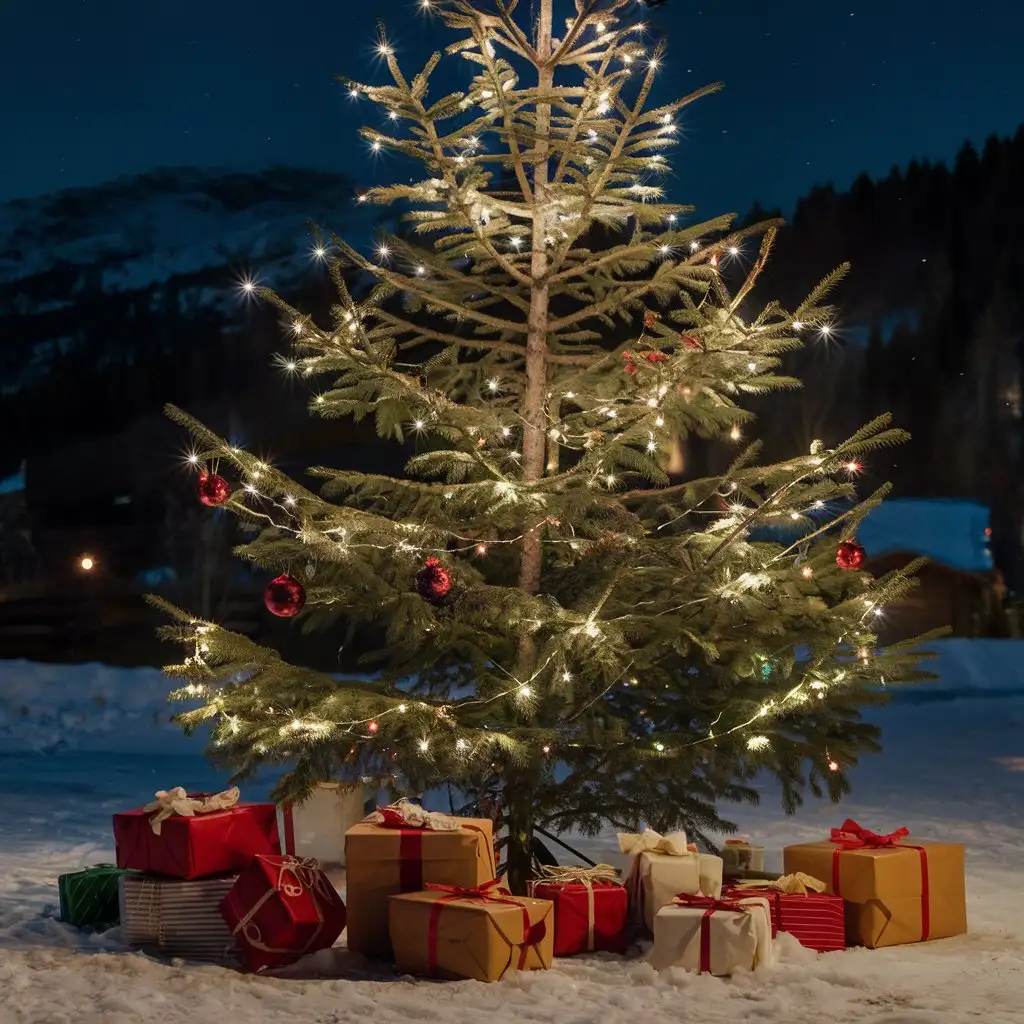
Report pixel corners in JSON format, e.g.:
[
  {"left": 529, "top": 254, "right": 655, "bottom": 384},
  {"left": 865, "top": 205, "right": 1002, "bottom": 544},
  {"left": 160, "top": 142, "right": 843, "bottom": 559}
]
[
  {"left": 277, "top": 781, "right": 365, "bottom": 868},
  {"left": 649, "top": 893, "right": 773, "bottom": 975},
  {"left": 619, "top": 829, "right": 723, "bottom": 933}
]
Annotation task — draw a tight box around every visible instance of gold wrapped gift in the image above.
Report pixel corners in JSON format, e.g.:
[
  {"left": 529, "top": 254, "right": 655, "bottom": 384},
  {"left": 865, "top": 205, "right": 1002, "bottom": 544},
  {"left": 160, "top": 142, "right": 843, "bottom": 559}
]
[
  {"left": 389, "top": 882, "right": 554, "bottom": 982},
  {"left": 345, "top": 809, "right": 495, "bottom": 960},
  {"left": 783, "top": 819, "right": 966, "bottom": 948}
]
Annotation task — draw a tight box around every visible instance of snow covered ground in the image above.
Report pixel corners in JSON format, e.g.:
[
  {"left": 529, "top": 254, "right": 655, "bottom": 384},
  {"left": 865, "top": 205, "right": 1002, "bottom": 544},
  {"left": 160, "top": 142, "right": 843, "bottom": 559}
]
[{"left": 1, "top": 643, "right": 1023, "bottom": 1024}]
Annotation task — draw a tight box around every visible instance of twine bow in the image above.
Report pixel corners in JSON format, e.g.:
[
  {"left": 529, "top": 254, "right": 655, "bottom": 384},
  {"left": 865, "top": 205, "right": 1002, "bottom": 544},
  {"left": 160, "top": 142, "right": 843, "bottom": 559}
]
[
  {"left": 366, "top": 798, "right": 461, "bottom": 832},
  {"left": 231, "top": 856, "right": 334, "bottom": 959},
  {"left": 617, "top": 829, "right": 689, "bottom": 857},
  {"left": 830, "top": 818, "right": 910, "bottom": 849},
  {"left": 143, "top": 786, "right": 240, "bottom": 835}
]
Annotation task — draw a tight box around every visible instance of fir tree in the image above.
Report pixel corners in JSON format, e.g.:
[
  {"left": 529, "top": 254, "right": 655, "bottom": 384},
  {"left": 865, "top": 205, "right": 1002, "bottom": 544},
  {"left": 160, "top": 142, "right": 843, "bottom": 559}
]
[{"left": 155, "top": 0, "right": 929, "bottom": 894}]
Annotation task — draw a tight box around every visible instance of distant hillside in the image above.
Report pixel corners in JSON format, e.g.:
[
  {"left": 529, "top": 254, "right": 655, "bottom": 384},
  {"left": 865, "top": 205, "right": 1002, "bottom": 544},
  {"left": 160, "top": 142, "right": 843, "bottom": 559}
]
[{"left": 0, "top": 165, "right": 388, "bottom": 471}]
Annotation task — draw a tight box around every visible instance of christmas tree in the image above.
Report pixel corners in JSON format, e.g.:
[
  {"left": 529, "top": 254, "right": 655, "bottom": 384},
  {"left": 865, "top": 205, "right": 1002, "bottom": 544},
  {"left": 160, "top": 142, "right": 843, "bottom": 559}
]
[{"left": 156, "top": 0, "right": 930, "bottom": 894}]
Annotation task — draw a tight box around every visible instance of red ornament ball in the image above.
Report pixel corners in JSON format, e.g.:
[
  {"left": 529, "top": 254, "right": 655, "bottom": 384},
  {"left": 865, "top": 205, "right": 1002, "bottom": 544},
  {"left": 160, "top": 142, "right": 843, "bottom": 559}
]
[
  {"left": 264, "top": 574, "right": 306, "bottom": 617},
  {"left": 643, "top": 311, "right": 658, "bottom": 330},
  {"left": 835, "top": 540, "right": 866, "bottom": 571},
  {"left": 198, "top": 470, "right": 231, "bottom": 507},
  {"left": 416, "top": 556, "right": 453, "bottom": 604}
]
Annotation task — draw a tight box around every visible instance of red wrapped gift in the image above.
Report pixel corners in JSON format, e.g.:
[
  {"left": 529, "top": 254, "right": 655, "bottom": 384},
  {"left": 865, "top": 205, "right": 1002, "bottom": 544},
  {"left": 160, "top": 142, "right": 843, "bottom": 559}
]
[
  {"left": 113, "top": 787, "right": 280, "bottom": 880},
  {"left": 221, "top": 854, "right": 346, "bottom": 972},
  {"left": 530, "top": 865, "right": 627, "bottom": 957},
  {"left": 724, "top": 873, "right": 846, "bottom": 953}
]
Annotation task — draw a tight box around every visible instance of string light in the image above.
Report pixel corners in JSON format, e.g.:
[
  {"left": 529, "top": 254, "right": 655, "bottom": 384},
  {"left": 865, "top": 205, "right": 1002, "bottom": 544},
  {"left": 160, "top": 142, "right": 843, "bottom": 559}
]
[
  {"left": 729, "top": 425, "right": 742, "bottom": 441},
  {"left": 418, "top": 739, "right": 430, "bottom": 752},
  {"left": 801, "top": 565, "right": 814, "bottom": 578},
  {"left": 828, "top": 759, "right": 841, "bottom": 772},
  {"left": 79, "top": 555, "right": 96, "bottom": 572},
  {"left": 368, "top": 720, "right": 379, "bottom": 733}
]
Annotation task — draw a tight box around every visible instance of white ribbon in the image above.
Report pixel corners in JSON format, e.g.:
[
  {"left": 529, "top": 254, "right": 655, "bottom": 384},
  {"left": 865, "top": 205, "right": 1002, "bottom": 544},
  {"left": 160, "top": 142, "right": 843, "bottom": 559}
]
[
  {"left": 537, "top": 864, "right": 621, "bottom": 951},
  {"left": 617, "top": 829, "right": 689, "bottom": 857},
  {"left": 365, "top": 797, "right": 462, "bottom": 832},
  {"left": 143, "top": 786, "right": 240, "bottom": 835}
]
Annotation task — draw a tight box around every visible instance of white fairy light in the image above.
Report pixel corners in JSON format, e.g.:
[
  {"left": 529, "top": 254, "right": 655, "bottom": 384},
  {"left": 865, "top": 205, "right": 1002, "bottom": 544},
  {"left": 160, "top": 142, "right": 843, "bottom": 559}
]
[
  {"left": 819, "top": 323, "right": 834, "bottom": 339},
  {"left": 728, "top": 246, "right": 740, "bottom": 256},
  {"left": 653, "top": 741, "right": 665, "bottom": 752},
  {"left": 518, "top": 685, "right": 532, "bottom": 698},
  {"left": 377, "top": 41, "right": 393, "bottom": 57},
  {"left": 747, "top": 735, "right": 770, "bottom": 751},
  {"left": 792, "top": 320, "right": 804, "bottom": 330},
  {"left": 418, "top": 738, "right": 429, "bottom": 751},
  {"left": 388, "top": 110, "right": 399, "bottom": 121},
  {"left": 238, "top": 276, "right": 257, "bottom": 297},
  {"left": 311, "top": 244, "right": 328, "bottom": 262},
  {"left": 648, "top": 57, "right": 659, "bottom": 69},
  {"left": 398, "top": 703, "right": 408, "bottom": 712},
  {"left": 348, "top": 87, "right": 360, "bottom": 99},
  {"left": 501, "top": 426, "right": 512, "bottom": 437},
  {"left": 375, "top": 242, "right": 392, "bottom": 261},
  {"left": 689, "top": 240, "right": 700, "bottom": 251},
  {"left": 729, "top": 425, "right": 742, "bottom": 441},
  {"left": 456, "top": 738, "right": 468, "bottom": 751},
  {"left": 748, "top": 361, "right": 757, "bottom": 371},
  {"left": 655, "top": 416, "right": 664, "bottom": 427},
  {"left": 415, "top": 265, "right": 426, "bottom": 275},
  {"left": 413, "top": 419, "right": 425, "bottom": 431},
  {"left": 486, "top": 377, "right": 501, "bottom": 393},
  {"left": 371, "top": 140, "right": 382, "bottom": 152}
]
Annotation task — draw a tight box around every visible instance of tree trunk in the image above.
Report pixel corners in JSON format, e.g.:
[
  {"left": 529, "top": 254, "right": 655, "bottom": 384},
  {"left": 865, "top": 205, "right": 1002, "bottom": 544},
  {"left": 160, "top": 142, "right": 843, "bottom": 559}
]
[
  {"left": 503, "top": 767, "right": 537, "bottom": 895},
  {"left": 506, "top": 0, "right": 554, "bottom": 890}
]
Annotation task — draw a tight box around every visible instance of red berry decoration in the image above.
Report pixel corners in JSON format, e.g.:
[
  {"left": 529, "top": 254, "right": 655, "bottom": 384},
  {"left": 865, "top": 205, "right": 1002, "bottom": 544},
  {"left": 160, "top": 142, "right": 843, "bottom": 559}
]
[
  {"left": 416, "top": 556, "right": 453, "bottom": 604},
  {"left": 264, "top": 574, "right": 306, "bottom": 617},
  {"left": 643, "top": 311, "right": 658, "bottom": 330},
  {"left": 681, "top": 334, "right": 702, "bottom": 351},
  {"left": 197, "top": 470, "right": 231, "bottom": 507},
  {"left": 623, "top": 351, "right": 638, "bottom": 375},
  {"left": 645, "top": 351, "right": 668, "bottom": 364},
  {"left": 835, "top": 540, "right": 866, "bottom": 571}
]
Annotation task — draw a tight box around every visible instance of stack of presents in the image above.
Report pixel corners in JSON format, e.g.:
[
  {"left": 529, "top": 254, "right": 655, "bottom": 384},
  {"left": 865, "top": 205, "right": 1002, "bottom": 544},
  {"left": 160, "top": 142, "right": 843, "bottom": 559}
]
[{"left": 58, "top": 785, "right": 967, "bottom": 980}]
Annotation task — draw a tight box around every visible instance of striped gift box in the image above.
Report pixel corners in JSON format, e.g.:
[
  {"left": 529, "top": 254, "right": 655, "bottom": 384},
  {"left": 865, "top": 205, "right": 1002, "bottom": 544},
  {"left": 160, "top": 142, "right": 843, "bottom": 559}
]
[
  {"left": 119, "top": 874, "right": 241, "bottom": 964},
  {"left": 724, "top": 884, "right": 846, "bottom": 953}
]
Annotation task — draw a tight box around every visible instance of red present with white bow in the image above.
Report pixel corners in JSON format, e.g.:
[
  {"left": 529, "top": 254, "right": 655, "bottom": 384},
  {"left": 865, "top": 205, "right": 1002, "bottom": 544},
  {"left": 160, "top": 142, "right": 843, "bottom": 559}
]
[
  {"left": 618, "top": 829, "right": 723, "bottom": 933},
  {"left": 113, "top": 787, "right": 280, "bottom": 880},
  {"left": 529, "top": 864, "right": 627, "bottom": 956},
  {"left": 649, "top": 893, "right": 773, "bottom": 976},
  {"left": 724, "top": 873, "right": 846, "bottom": 952},
  {"left": 220, "top": 854, "right": 347, "bottom": 972},
  {"left": 276, "top": 782, "right": 365, "bottom": 866}
]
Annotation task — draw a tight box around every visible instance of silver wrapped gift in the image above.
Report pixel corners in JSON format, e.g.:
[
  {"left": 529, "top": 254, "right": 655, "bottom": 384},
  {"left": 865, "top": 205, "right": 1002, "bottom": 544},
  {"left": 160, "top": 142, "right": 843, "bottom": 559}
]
[{"left": 119, "top": 874, "right": 240, "bottom": 964}]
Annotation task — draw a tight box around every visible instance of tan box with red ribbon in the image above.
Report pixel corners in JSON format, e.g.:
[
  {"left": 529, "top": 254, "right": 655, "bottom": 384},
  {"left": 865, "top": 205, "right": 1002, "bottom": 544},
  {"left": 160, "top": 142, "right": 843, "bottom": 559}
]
[
  {"left": 345, "top": 802, "right": 496, "bottom": 960},
  {"left": 389, "top": 880, "right": 554, "bottom": 982},
  {"left": 649, "top": 893, "right": 773, "bottom": 975},
  {"left": 782, "top": 819, "right": 967, "bottom": 949}
]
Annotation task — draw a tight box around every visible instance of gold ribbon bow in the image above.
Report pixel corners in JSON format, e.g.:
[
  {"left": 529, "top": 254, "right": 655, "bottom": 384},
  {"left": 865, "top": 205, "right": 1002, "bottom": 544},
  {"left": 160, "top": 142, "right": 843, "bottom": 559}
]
[
  {"left": 143, "top": 786, "right": 240, "bottom": 835},
  {"left": 617, "top": 829, "right": 689, "bottom": 857},
  {"left": 537, "top": 864, "right": 621, "bottom": 951},
  {"left": 733, "top": 872, "right": 826, "bottom": 895}
]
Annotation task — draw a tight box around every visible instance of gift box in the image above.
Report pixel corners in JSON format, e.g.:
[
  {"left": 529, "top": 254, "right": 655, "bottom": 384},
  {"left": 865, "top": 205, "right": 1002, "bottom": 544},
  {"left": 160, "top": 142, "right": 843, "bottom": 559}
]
[
  {"left": 345, "top": 802, "right": 496, "bottom": 960},
  {"left": 783, "top": 818, "right": 967, "bottom": 949},
  {"left": 389, "top": 880, "right": 553, "bottom": 982},
  {"left": 618, "top": 829, "right": 723, "bottom": 933},
  {"left": 724, "top": 873, "right": 845, "bottom": 952},
  {"left": 721, "top": 839, "right": 764, "bottom": 876},
  {"left": 59, "top": 864, "right": 138, "bottom": 929},
  {"left": 277, "top": 781, "right": 365, "bottom": 867},
  {"left": 649, "top": 893, "right": 773, "bottom": 975},
  {"left": 220, "top": 854, "right": 347, "bottom": 972},
  {"left": 120, "top": 873, "right": 240, "bottom": 964},
  {"left": 529, "top": 865, "right": 627, "bottom": 956},
  {"left": 113, "top": 787, "right": 280, "bottom": 880}
]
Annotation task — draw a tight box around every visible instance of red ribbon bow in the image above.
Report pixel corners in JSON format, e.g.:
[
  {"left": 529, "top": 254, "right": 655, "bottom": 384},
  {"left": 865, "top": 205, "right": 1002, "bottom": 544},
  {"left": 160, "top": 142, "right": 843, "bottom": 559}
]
[
  {"left": 425, "top": 878, "right": 547, "bottom": 978},
  {"left": 671, "top": 892, "right": 761, "bottom": 974},
  {"left": 829, "top": 818, "right": 910, "bottom": 849}
]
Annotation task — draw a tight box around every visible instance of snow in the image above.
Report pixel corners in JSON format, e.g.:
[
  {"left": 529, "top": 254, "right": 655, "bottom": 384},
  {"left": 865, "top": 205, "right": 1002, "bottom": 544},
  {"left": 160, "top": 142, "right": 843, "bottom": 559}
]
[
  {"left": 857, "top": 498, "right": 993, "bottom": 573},
  {"left": 2, "top": 644, "right": 1023, "bottom": 1023}
]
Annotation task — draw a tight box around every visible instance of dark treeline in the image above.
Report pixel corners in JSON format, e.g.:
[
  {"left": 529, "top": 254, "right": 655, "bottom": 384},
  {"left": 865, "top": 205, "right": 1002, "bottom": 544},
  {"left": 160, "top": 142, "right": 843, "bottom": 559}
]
[{"left": 743, "top": 126, "right": 1024, "bottom": 585}]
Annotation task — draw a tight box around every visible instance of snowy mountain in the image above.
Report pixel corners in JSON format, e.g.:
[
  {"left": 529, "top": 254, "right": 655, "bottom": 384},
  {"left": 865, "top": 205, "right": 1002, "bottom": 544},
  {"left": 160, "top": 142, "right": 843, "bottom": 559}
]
[{"left": 0, "top": 165, "right": 388, "bottom": 393}]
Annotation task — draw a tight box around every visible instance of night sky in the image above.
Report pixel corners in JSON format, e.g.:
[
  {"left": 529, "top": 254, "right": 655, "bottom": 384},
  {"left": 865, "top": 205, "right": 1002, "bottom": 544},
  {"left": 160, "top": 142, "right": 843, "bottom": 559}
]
[{"left": 3, "top": 0, "right": 1023, "bottom": 217}]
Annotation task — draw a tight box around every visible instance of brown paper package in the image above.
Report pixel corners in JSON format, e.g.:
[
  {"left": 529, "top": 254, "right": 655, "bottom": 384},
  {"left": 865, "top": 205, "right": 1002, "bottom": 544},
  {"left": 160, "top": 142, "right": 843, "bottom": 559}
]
[
  {"left": 345, "top": 818, "right": 496, "bottom": 959},
  {"left": 783, "top": 840, "right": 966, "bottom": 948},
  {"left": 389, "top": 889, "right": 554, "bottom": 982}
]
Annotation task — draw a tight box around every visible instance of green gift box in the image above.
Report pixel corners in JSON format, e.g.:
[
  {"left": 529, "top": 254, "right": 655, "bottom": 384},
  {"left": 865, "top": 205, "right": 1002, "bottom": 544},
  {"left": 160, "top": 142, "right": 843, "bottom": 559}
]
[{"left": 59, "top": 864, "right": 138, "bottom": 929}]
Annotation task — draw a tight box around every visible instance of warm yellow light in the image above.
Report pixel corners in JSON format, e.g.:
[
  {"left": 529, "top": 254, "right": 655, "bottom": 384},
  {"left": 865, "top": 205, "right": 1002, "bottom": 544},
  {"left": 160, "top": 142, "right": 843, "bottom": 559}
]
[{"left": 79, "top": 556, "right": 95, "bottom": 572}]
